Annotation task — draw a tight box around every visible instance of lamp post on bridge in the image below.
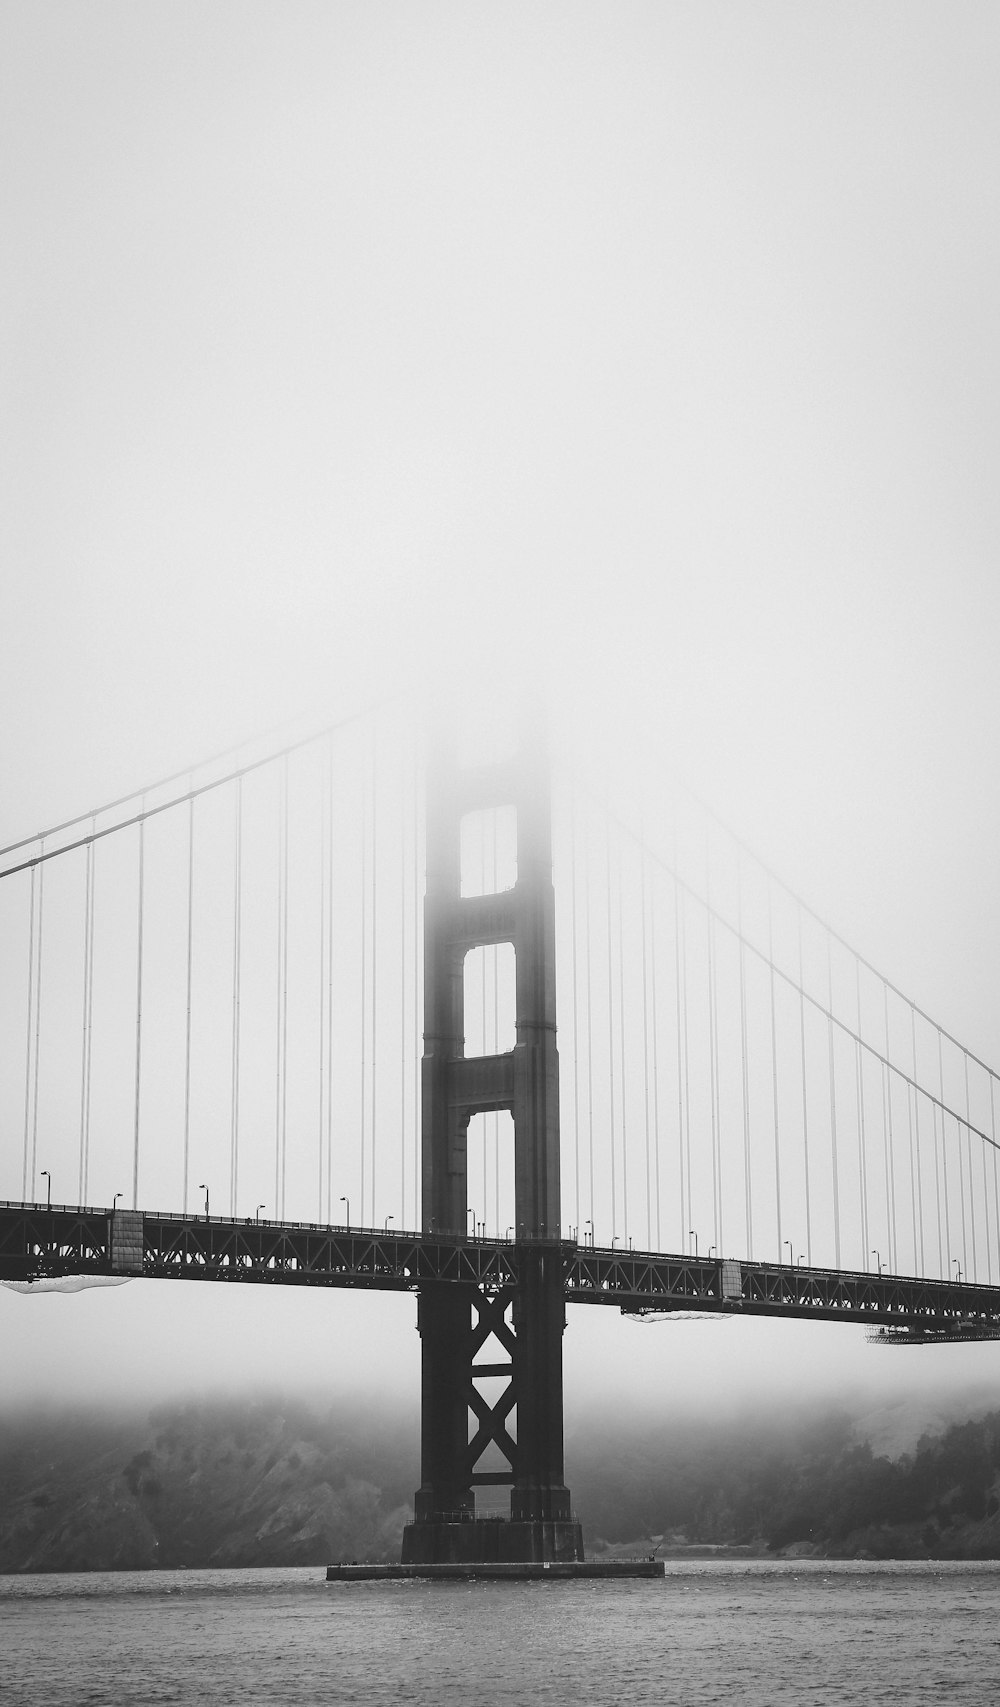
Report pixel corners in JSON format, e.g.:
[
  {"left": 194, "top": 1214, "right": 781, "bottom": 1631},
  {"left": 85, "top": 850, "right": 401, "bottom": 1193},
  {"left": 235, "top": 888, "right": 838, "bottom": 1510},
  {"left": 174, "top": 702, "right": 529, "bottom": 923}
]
[
  {"left": 690, "top": 1229, "right": 698, "bottom": 1260},
  {"left": 256, "top": 1204, "right": 265, "bottom": 1224},
  {"left": 954, "top": 1258, "right": 963, "bottom": 1284},
  {"left": 384, "top": 1214, "right": 394, "bottom": 1233},
  {"left": 872, "top": 1249, "right": 884, "bottom": 1275},
  {"left": 339, "top": 1195, "right": 350, "bottom": 1229},
  {"left": 40, "top": 1170, "right": 51, "bottom": 1209},
  {"left": 199, "top": 1184, "right": 209, "bottom": 1219}
]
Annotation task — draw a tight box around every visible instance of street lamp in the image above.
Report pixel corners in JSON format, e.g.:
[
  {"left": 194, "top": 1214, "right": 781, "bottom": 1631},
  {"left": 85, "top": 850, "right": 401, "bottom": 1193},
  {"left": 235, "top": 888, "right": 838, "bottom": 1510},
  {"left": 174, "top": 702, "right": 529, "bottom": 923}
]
[
  {"left": 256, "top": 1204, "right": 265, "bottom": 1224},
  {"left": 689, "top": 1230, "right": 698, "bottom": 1259},
  {"left": 708, "top": 1245, "right": 717, "bottom": 1260},
  {"left": 784, "top": 1240, "right": 793, "bottom": 1266},
  {"left": 953, "top": 1258, "right": 963, "bottom": 1283},
  {"left": 384, "top": 1214, "right": 394, "bottom": 1232},
  {"left": 199, "top": 1184, "right": 209, "bottom": 1218},
  {"left": 872, "top": 1249, "right": 882, "bottom": 1274},
  {"left": 113, "top": 1192, "right": 123, "bottom": 1213},
  {"left": 40, "top": 1169, "right": 51, "bottom": 1209},
  {"left": 340, "top": 1195, "right": 350, "bottom": 1228},
  {"left": 468, "top": 1207, "right": 476, "bottom": 1236},
  {"left": 584, "top": 1219, "right": 593, "bottom": 1247}
]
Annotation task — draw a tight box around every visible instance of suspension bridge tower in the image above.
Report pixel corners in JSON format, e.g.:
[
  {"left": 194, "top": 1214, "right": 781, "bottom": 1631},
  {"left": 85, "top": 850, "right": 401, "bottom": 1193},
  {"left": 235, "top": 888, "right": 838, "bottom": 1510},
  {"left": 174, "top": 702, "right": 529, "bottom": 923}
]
[{"left": 401, "top": 721, "right": 584, "bottom": 1565}]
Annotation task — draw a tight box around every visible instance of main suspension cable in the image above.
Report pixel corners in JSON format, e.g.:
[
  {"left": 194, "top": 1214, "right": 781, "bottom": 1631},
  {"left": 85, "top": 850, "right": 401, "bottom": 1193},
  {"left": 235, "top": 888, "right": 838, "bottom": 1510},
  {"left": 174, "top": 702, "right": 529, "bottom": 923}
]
[{"left": 0, "top": 701, "right": 388, "bottom": 872}]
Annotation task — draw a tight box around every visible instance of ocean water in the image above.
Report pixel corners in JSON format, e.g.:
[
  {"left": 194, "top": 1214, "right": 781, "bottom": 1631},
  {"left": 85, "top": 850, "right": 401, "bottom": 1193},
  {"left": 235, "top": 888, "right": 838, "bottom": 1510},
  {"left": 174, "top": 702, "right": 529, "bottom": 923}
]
[{"left": 2, "top": 1560, "right": 999, "bottom": 1707}]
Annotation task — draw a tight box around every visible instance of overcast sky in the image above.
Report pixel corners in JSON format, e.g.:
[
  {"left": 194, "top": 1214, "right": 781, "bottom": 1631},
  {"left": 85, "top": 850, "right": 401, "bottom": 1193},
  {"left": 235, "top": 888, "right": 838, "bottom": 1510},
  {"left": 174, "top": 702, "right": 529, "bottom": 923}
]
[{"left": 3, "top": 2, "right": 1000, "bottom": 1427}]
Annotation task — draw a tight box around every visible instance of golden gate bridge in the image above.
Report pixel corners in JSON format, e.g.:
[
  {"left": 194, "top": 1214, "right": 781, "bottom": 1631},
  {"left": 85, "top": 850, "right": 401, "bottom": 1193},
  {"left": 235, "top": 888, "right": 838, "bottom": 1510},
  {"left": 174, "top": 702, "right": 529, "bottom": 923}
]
[{"left": 2, "top": 697, "right": 999, "bottom": 1569}]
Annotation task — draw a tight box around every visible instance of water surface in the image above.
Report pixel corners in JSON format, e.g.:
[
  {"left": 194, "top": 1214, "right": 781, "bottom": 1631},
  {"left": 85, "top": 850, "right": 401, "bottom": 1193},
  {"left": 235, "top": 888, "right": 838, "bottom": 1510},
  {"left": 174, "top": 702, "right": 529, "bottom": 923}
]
[{"left": 3, "top": 1560, "right": 998, "bottom": 1706}]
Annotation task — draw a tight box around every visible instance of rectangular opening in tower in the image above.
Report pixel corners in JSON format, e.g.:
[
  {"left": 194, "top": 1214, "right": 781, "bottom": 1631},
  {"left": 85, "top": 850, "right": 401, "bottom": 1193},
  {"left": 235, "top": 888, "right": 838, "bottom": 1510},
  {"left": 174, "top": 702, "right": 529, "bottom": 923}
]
[
  {"left": 463, "top": 942, "right": 515, "bottom": 1057},
  {"left": 460, "top": 806, "right": 517, "bottom": 898},
  {"left": 466, "top": 1109, "right": 515, "bottom": 1239}
]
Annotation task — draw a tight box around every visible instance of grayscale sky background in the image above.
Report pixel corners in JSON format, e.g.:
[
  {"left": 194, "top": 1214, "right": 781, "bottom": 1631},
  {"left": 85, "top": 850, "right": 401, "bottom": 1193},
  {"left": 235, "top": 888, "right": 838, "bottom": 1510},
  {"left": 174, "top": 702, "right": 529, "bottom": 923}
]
[{"left": 2, "top": 2, "right": 1000, "bottom": 1433}]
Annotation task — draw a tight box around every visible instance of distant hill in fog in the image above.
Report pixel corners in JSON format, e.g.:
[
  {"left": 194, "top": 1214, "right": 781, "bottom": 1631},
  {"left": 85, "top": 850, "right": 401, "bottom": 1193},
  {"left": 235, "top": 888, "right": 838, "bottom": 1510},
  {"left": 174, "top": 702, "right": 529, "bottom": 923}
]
[
  {"left": 0, "top": 1398, "right": 415, "bottom": 1572},
  {"left": 4, "top": 1394, "right": 1000, "bottom": 1569}
]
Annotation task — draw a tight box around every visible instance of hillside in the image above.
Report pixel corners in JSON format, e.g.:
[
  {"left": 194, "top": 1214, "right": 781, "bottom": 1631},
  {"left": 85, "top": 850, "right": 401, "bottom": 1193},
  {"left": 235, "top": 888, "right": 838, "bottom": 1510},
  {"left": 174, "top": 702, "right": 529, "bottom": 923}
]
[{"left": 4, "top": 1395, "right": 1000, "bottom": 1569}]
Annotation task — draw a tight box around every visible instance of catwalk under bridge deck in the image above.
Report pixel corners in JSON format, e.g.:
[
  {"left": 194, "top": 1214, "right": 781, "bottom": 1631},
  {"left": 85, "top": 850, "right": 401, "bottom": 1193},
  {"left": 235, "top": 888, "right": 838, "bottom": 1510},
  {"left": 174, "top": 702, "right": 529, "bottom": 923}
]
[{"left": 2, "top": 1202, "right": 1000, "bottom": 1340}]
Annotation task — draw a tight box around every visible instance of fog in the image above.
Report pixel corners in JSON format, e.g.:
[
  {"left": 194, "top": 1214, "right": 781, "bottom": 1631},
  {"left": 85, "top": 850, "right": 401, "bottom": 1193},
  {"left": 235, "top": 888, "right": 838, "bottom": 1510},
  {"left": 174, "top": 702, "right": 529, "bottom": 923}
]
[{"left": 3, "top": 3, "right": 1000, "bottom": 1434}]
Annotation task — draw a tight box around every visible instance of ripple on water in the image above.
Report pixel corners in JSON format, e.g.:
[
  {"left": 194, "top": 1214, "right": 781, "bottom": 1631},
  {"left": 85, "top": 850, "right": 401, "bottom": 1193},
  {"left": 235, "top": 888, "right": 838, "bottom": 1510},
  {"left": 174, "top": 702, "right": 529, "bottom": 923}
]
[{"left": 2, "top": 1562, "right": 1000, "bottom": 1707}]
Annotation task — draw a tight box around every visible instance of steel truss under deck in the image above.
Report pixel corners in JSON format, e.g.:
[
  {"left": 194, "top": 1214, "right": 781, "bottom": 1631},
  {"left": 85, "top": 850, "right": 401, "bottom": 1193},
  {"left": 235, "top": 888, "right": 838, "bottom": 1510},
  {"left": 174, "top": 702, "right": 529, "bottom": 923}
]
[{"left": 3, "top": 1202, "right": 1000, "bottom": 1340}]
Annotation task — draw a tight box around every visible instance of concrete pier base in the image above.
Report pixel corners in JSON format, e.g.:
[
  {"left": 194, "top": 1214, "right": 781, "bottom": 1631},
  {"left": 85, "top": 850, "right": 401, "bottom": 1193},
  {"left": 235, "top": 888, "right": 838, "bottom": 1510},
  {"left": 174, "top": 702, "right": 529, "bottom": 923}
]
[
  {"left": 327, "top": 1559, "right": 665, "bottom": 1581},
  {"left": 401, "top": 1516, "right": 584, "bottom": 1565}
]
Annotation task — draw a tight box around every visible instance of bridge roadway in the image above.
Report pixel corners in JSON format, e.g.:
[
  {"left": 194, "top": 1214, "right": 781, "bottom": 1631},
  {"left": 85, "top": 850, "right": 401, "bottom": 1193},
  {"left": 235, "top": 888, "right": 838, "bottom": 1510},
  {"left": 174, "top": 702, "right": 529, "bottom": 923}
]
[{"left": 3, "top": 1201, "right": 1000, "bottom": 1342}]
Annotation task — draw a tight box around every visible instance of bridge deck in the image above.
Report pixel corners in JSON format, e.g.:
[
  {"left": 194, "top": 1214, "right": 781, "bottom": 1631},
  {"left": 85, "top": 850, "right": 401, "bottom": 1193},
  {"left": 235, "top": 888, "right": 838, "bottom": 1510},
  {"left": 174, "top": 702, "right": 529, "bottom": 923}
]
[{"left": 2, "top": 1202, "right": 999, "bottom": 1336}]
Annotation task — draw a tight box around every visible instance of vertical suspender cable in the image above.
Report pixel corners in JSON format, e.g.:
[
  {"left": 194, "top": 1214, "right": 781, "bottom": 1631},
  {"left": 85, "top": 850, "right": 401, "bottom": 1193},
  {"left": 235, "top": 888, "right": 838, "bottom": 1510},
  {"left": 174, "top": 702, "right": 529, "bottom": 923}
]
[
  {"left": 78, "top": 836, "right": 95, "bottom": 1202},
  {"left": 938, "top": 1035, "right": 951, "bottom": 1277},
  {"left": 672, "top": 819, "right": 686, "bottom": 1252},
  {"left": 906, "top": 1014, "right": 918, "bottom": 1273},
  {"left": 677, "top": 872, "right": 692, "bottom": 1251},
  {"left": 881, "top": 986, "right": 897, "bottom": 1272},
  {"left": 707, "top": 858, "right": 721, "bottom": 1255},
  {"left": 494, "top": 816, "right": 501, "bottom": 1230},
  {"left": 488, "top": 805, "right": 494, "bottom": 1235},
  {"left": 982, "top": 1078, "right": 989, "bottom": 1283},
  {"left": 319, "top": 756, "right": 328, "bottom": 1219},
  {"left": 413, "top": 733, "right": 421, "bottom": 1227},
  {"left": 275, "top": 760, "right": 289, "bottom": 1217},
  {"left": 85, "top": 830, "right": 96, "bottom": 1200},
  {"left": 911, "top": 1008, "right": 925, "bottom": 1274},
  {"left": 825, "top": 935, "right": 839, "bottom": 1268},
  {"left": 132, "top": 812, "right": 145, "bottom": 1210},
  {"left": 855, "top": 962, "right": 869, "bottom": 1267},
  {"left": 931, "top": 1090, "right": 944, "bottom": 1280},
  {"left": 21, "top": 864, "right": 37, "bottom": 1199},
  {"left": 640, "top": 828, "right": 651, "bottom": 1251},
  {"left": 182, "top": 797, "right": 194, "bottom": 1217},
  {"left": 571, "top": 784, "right": 581, "bottom": 1239},
  {"left": 370, "top": 720, "right": 378, "bottom": 1228},
  {"left": 955, "top": 1072, "right": 968, "bottom": 1279},
  {"left": 327, "top": 736, "right": 335, "bottom": 1224},
  {"left": 798, "top": 912, "right": 812, "bottom": 1266},
  {"left": 584, "top": 807, "right": 595, "bottom": 1235},
  {"left": 30, "top": 848, "right": 46, "bottom": 1194},
  {"left": 768, "top": 881, "right": 782, "bottom": 1262},
  {"left": 617, "top": 830, "right": 628, "bottom": 1246},
  {"left": 737, "top": 856, "right": 753, "bottom": 1258},
  {"left": 605, "top": 810, "right": 617, "bottom": 1239},
  {"left": 280, "top": 763, "right": 290, "bottom": 1218},
  {"left": 650, "top": 861, "right": 662, "bottom": 1252},
  {"left": 478, "top": 817, "right": 488, "bottom": 1225},
  {"left": 360, "top": 743, "right": 368, "bottom": 1228},
  {"left": 991, "top": 1077, "right": 999, "bottom": 1287},
  {"left": 230, "top": 778, "right": 243, "bottom": 1218},
  {"left": 963, "top": 1055, "right": 975, "bottom": 1281},
  {"left": 976, "top": 1061, "right": 990, "bottom": 1284},
  {"left": 83, "top": 829, "right": 96, "bottom": 1202},
  {"left": 401, "top": 742, "right": 408, "bottom": 1230}
]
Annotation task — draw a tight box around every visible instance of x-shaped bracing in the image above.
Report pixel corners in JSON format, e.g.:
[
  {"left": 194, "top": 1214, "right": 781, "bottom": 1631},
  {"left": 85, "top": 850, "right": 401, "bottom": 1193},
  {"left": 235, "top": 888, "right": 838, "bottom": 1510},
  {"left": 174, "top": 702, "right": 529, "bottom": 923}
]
[{"left": 466, "top": 1286, "right": 518, "bottom": 1484}]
